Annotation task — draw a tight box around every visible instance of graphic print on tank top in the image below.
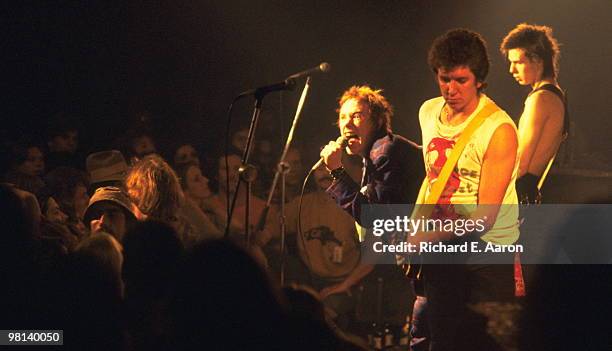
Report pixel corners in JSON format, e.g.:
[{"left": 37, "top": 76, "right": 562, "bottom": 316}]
[{"left": 425, "top": 137, "right": 461, "bottom": 219}]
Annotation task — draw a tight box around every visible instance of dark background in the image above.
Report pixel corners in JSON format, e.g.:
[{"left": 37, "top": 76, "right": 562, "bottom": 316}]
[{"left": 4, "top": 0, "right": 611, "bottom": 170}]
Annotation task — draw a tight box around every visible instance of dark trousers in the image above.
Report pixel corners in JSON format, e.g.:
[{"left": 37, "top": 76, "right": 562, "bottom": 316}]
[{"left": 421, "top": 247, "right": 518, "bottom": 351}]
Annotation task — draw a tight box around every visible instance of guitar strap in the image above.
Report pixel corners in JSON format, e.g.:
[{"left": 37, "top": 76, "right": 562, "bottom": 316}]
[
  {"left": 405, "top": 101, "right": 500, "bottom": 279},
  {"left": 536, "top": 129, "right": 568, "bottom": 193},
  {"left": 415, "top": 101, "right": 500, "bottom": 212},
  {"left": 532, "top": 84, "right": 569, "bottom": 198}
]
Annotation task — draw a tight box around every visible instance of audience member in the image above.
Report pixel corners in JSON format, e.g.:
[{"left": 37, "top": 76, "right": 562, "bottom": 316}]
[
  {"left": 0, "top": 184, "right": 63, "bottom": 328},
  {"left": 122, "top": 129, "right": 157, "bottom": 165},
  {"left": 45, "top": 114, "right": 81, "bottom": 171},
  {"left": 125, "top": 154, "right": 219, "bottom": 246},
  {"left": 253, "top": 137, "right": 276, "bottom": 195},
  {"left": 169, "top": 239, "right": 288, "bottom": 350},
  {"left": 83, "top": 186, "right": 137, "bottom": 242},
  {"left": 212, "top": 153, "right": 279, "bottom": 267},
  {"left": 230, "top": 126, "right": 249, "bottom": 155},
  {"left": 86, "top": 150, "right": 129, "bottom": 194},
  {"left": 44, "top": 166, "right": 90, "bottom": 240},
  {"left": 37, "top": 186, "right": 78, "bottom": 252},
  {"left": 122, "top": 220, "right": 184, "bottom": 351},
  {"left": 74, "top": 233, "right": 124, "bottom": 297},
  {"left": 175, "top": 161, "right": 228, "bottom": 234},
  {"left": 176, "top": 161, "right": 212, "bottom": 206},
  {"left": 283, "top": 285, "right": 368, "bottom": 351},
  {"left": 0, "top": 184, "right": 38, "bottom": 259},
  {"left": 270, "top": 146, "right": 305, "bottom": 204},
  {"left": 228, "top": 126, "right": 269, "bottom": 197},
  {"left": 173, "top": 143, "right": 201, "bottom": 167},
  {"left": 64, "top": 233, "right": 126, "bottom": 350},
  {"left": 2, "top": 139, "right": 45, "bottom": 194}
]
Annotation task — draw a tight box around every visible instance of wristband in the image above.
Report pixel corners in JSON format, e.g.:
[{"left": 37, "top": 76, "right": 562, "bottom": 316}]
[{"left": 330, "top": 166, "right": 345, "bottom": 180}]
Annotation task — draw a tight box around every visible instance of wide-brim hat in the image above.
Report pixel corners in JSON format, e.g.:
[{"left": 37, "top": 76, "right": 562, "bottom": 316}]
[
  {"left": 84, "top": 186, "right": 136, "bottom": 223},
  {"left": 86, "top": 150, "right": 128, "bottom": 184}
]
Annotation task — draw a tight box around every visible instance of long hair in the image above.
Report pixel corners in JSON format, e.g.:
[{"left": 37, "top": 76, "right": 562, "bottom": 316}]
[{"left": 125, "top": 154, "right": 184, "bottom": 222}]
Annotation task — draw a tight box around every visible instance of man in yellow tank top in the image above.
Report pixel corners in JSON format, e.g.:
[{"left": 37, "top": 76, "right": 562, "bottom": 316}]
[{"left": 413, "top": 29, "right": 521, "bottom": 350}]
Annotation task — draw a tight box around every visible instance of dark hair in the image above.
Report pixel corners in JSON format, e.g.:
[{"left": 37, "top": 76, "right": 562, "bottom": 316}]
[
  {"left": 500, "top": 23, "right": 561, "bottom": 80},
  {"left": 428, "top": 28, "right": 490, "bottom": 92},
  {"left": 6, "top": 140, "right": 44, "bottom": 169},
  {"left": 44, "top": 167, "right": 89, "bottom": 218},
  {"left": 337, "top": 85, "right": 393, "bottom": 134},
  {"left": 170, "top": 239, "right": 287, "bottom": 349},
  {"left": 122, "top": 220, "right": 183, "bottom": 298},
  {"left": 74, "top": 233, "right": 124, "bottom": 295},
  {"left": 67, "top": 233, "right": 125, "bottom": 349},
  {"left": 118, "top": 125, "right": 157, "bottom": 161},
  {"left": 0, "top": 184, "right": 34, "bottom": 249},
  {"left": 46, "top": 112, "right": 79, "bottom": 140},
  {"left": 172, "top": 142, "right": 200, "bottom": 168}
]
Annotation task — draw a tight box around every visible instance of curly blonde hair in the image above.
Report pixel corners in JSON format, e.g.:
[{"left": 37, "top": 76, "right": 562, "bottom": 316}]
[{"left": 125, "top": 154, "right": 183, "bottom": 222}]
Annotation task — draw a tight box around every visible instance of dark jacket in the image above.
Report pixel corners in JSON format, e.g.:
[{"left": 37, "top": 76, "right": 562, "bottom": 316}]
[{"left": 326, "top": 132, "right": 424, "bottom": 226}]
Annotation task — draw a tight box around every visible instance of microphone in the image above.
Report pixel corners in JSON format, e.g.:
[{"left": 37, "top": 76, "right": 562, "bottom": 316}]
[
  {"left": 237, "top": 62, "right": 331, "bottom": 99},
  {"left": 311, "top": 136, "right": 348, "bottom": 171},
  {"left": 287, "top": 62, "right": 331, "bottom": 80},
  {"left": 237, "top": 79, "right": 297, "bottom": 98}
]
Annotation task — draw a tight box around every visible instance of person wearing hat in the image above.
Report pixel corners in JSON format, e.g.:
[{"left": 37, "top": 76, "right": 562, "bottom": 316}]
[
  {"left": 84, "top": 186, "right": 137, "bottom": 242},
  {"left": 86, "top": 150, "right": 129, "bottom": 195}
]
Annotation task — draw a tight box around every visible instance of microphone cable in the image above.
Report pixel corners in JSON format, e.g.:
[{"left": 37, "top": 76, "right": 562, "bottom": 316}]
[
  {"left": 223, "top": 97, "right": 240, "bottom": 236},
  {"left": 297, "top": 165, "right": 317, "bottom": 274}
]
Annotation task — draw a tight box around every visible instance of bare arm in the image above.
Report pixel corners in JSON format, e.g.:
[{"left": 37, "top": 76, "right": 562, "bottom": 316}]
[
  {"left": 471, "top": 122, "right": 518, "bottom": 230},
  {"left": 517, "top": 92, "right": 553, "bottom": 177},
  {"left": 201, "top": 196, "right": 244, "bottom": 233},
  {"left": 181, "top": 197, "right": 223, "bottom": 239}
]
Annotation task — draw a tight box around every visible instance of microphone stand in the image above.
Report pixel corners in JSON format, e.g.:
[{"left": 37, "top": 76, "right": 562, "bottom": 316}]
[
  {"left": 225, "top": 93, "right": 264, "bottom": 245},
  {"left": 257, "top": 77, "right": 312, "bottom": 286}
]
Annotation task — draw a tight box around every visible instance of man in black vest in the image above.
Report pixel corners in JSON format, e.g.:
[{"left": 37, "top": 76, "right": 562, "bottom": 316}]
[{"left": 501, "top": 23, "right": 568, "bottom": 204}]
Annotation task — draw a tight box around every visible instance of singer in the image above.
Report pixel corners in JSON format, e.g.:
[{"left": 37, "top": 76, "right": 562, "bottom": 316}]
[
  {"left": 320, "top": 85, "right": 423, "bottom": 223},
  {"left": 316, "top": 85, "right": 423, "bottom": 302}
]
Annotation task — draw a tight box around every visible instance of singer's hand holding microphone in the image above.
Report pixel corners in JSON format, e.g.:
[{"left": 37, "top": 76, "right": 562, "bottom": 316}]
[{"left": 317, "top": 136, "right": 348, "bottom": 171}]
